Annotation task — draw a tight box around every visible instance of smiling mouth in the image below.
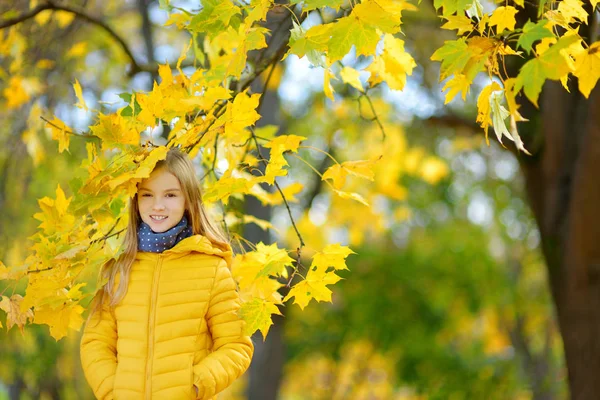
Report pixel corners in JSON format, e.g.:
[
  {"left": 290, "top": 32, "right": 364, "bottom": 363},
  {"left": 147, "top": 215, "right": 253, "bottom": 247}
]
[{"left": 150, "top": 215, "right": 167, "bottom": 221}]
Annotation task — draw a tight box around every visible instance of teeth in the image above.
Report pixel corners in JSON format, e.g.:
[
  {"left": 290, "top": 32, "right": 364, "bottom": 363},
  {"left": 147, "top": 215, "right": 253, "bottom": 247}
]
[{"left": 150, "top": 215, "right": 167, "bottom": 220}]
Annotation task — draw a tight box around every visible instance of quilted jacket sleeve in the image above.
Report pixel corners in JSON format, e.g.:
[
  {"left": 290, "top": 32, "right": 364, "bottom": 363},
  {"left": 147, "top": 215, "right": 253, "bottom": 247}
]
[
  {"left": 193, "top": 258, "right": 254, "bottom": 399},
  {"left": 80, "top": 293, "right": 118, "bottom": 400}
]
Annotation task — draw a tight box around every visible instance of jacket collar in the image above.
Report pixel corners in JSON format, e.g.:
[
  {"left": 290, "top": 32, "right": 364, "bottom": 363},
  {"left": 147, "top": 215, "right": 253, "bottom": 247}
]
[{"left": 136, "top": 234, "right": 232, "bottom": 267}]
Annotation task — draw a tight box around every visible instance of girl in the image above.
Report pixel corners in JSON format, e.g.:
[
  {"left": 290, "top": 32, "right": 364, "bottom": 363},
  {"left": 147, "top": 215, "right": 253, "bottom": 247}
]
[{"left": 80, "top": 148, "right": 254, "bottom": 400}]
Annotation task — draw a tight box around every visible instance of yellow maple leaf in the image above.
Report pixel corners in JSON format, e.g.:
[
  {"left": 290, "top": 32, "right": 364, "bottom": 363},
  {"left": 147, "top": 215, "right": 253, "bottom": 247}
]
[
  {"left": 218, "top": 91, "right": 261, "bottom": 137},
  {"left": 232, "top": 253, "right": 284, "bottom": 301},
  {"left": 0, "top": 294, "right": 33, "bottom": 334},
  {"left": 340, "top": 67, "right": 364, "bottom": 92},
  {"left": 503, "top": 78, "right": 527, "bottom": 122},
  {"left": 262, "top": 135, "right": 307, "bottom": 184},
  {"left": 264, "top": 134, "right": 307, "bottom": 153},
  {"left": 191, "top": 86, "right": 232, "bottom": 110},
  {"left": 90, "top": 113, "right": 140, "bottom": 150},
  {"left": 312, "top": 244, "right": 355, "bottom": 270},
  {"left": 343, "top": 157, "right": 381, "bottom": 180},
  {"left": 263, "top": 152, "right": 289, "bottom": 183},
  {"left": 574, "top": 42, "right": 600, "bottom": 98},
  {"left": 165, "top": 12, "right": 192, "bottom": 28},
  {"left": 488, "top": 6, "right": 518, "bottom": 34},
  {"left": 73, "top": 79, "right": 88, "bottom": 111},
  {"left": 441, "top": 15, "right": 474, "bottom": 35},
  {"left": 322, "top": 164, "right": 347, "bottom": 189},
  {"left": 352, "top": 0, "right": 406, "bottom": 34},
  {"left": 283, "top": 267, "right": 342, "bottom": 310},
  {"left": 107, "top": 147, "right": 169, "bottom": 193},
  {"left": 323, "top": 158, "right": 380, "bottom": 190},
  {"left": 134, "top": 146, "right": 169, "bottom": 178},
  {"left": 239, "top": 298, "right": 281, "bottom": 340},
  {"left": 158, "top": 63, "right": 174, "bottom": 87},
  {"left": 332, "top": 189, "right": 370, "bottom": 206},
  {"left": 238, "top": 215, "right": 280, "bottom": 234},
  {"left": 202, "top": 175, "right": 256, "bottom": 205},
  {"left": 557, "top": 0, "right": 588, "bottom": 24},
  {"left": 34, "top": 302, "right": 85, "bottom": 340},
  {"left": 46, "top": 116, "right": 70, "bottom": 153},
  {"left": 368, "top": 34, "right": 416, "bottom": 91},
  {"left": 33, "top": 184, "right": 75, "bottom": 235},
  {"left": 253, "top": 242, "right": 294, "bottom": 278},
  {"left": 535, "top": 37, "right": 556, "bottom": 55},
  {"left": 0, "top": 259, "right": 26, "bottom": 282},
  {"left": 476, "top": 82, "right": 502, "bottom": 142},
  {"left": 255, "top": 182, "right": 304, "bottom": 206},
  {"left": 442, "top": 74, "right": 471, "bottom": 104}
]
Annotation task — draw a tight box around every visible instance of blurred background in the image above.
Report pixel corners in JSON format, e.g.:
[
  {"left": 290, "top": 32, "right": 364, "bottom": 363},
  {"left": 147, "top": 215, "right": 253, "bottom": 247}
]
[{"left": 0, "top": 0, "right": 570, "bottom": 399}]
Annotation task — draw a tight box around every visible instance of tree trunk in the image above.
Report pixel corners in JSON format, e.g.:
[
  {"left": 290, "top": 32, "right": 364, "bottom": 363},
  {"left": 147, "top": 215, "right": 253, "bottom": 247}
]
[{"left": 519, "top": 82, "right": 600, "bottom": 399}]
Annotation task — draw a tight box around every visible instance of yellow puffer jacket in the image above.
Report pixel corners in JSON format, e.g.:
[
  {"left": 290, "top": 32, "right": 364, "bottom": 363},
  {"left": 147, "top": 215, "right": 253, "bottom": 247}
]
[{"left": 80, "top": 235, "right": 254, "bottom": 399}]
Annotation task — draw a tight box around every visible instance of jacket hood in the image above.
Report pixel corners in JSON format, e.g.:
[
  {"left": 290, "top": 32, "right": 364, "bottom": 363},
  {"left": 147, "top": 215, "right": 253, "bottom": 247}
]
[{"left": 136, "top": 234, "right": 233, "bottom": 267}]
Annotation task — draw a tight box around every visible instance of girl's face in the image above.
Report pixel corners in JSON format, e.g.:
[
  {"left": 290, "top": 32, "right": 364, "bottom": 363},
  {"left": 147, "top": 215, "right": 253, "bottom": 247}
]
[{"left": 137, "top": 168, "right": 186, "bottom": 233}]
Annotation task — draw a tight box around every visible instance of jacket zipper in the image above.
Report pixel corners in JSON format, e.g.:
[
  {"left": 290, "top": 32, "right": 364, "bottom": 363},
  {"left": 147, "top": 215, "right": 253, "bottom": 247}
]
[{"left": 145, "top": 255, "right": 163, "bottom": 400}]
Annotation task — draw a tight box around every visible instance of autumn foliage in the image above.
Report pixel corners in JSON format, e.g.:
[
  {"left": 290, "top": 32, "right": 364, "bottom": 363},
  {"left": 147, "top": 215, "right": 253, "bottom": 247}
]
[{"left": 0, "top": 0, "right": 599, "bottom": 350}]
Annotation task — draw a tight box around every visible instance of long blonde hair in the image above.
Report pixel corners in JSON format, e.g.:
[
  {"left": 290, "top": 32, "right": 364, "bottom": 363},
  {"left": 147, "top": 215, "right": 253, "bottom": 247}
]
[{"left": 91, "top": 148, "right": 229, "bottom": 315}]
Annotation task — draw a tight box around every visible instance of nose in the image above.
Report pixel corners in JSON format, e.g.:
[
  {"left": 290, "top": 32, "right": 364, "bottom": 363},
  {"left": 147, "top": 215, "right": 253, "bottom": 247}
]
[{"left": 152, "top": 198, "right": 166, "bottom": 211}]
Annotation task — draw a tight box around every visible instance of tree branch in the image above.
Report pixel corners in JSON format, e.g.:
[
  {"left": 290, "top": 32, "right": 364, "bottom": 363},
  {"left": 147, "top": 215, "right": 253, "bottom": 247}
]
[
  {"left": 0, "top": 4, "right": 52, "bottom": 29},
  {"left": 0, "top": 1, "right": 190, "bottom": 77}
]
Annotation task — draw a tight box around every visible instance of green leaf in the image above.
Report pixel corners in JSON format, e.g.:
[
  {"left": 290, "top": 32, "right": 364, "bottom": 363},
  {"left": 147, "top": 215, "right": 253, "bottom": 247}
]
[
  {"left": 515, "top": 34, "right": 579, "bottom": 106},
  {"left": 246, "top": 26, "right": 269, "bottom": 51},
  {"left": 239, "top": 298, "right": 282, "bottom": 340},
  {"left": 118, "top": 92, "right": 142, "bottom": 117},
  {"left": 158, "top": 0, "right": 172, "bottom": 11},
  {"left": 430, "top": 38, "right": 473, "bottom": 81},
  {"left": 327, "top": 15, "right": 380, "bottom": 62},
  {"left": 515, "top": 58, "right": 545, "bottom": 107},
  {"left": 68, "top": 177, "right": 83, "bottom": 196},
  {"left": 287, "top": 21, "right": 328, "bottom": 67},
  {"left": 188, "top": 0, "right": 241, "bottom": 35},
  {"left": 435, "top": 0, "right": 473, "bottom": 17},
  {"left": 109, "top": 197, "right": 125, "bottom": 217},
  {"left": 517, "top": 20, "right": 554, "bottom": 54},
  {"left": 289, "top": 0, "right": 346, "bottom": 11}
]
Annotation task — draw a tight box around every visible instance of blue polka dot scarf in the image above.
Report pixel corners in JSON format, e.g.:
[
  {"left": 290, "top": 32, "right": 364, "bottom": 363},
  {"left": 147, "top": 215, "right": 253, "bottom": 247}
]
[{"left": 137, "top": 215, "right": 193, "bottom": 253}]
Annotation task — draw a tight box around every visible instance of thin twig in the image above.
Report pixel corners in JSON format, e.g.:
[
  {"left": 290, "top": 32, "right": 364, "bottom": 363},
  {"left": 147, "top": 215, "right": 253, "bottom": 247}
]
[
  {"left": 89, "top": 228, "right": 126, "bottom": 246},
  {"left": 360, "top": 92, "right": 387, "bottom": 140},
  {"left": 256, "top": 58, "right": 279, "bottom": 116},
  {"left": 249, "top": 128, "right": 305, "bottom": 248},
  {"left": 40, "top": 116, "right": 97, "bottom": 138},
  {"left": 285, "top": 251, "right": 305, "bottom": 287}
]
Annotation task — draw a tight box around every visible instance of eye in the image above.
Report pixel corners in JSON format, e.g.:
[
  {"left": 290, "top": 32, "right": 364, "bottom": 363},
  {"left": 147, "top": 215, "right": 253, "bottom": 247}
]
[
  {"left": 166, "top": 193, "right": 177, "bottom": 198},
  {"left": 141, "top": 193, "right": 152, "bottom": 197}
]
